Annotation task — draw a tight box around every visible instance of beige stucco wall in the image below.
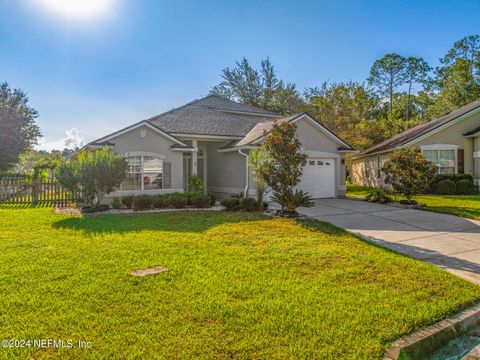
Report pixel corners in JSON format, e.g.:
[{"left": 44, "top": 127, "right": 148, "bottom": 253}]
[
  {"left": 107, "top": 125, "right": 184, "bottom": 195},
  {"left": 414, "top": 111, "right": 479, "bottom": 175},
  {"left": 351, "top": 110, "right": 480, "bottom": 187},
  {"left": 204, "top": 141, "right": 247, "bottom": 197},
  {"left": 247, "top": 117, "right": 348, "bottom": 198},
  {"left": 350, "top": 154, "right": 390, "bottom": 188},
  {"left": 296, "top": 118, "right": 347, "bottom": 197}
]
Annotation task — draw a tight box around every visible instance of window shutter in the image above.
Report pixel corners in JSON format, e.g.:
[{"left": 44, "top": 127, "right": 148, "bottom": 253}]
[
  {"left": 163, "top": 162, "right": 171, "bottom": 188},
  {"left": 457, "top": 149, "right": 464, "bottom": 174}
]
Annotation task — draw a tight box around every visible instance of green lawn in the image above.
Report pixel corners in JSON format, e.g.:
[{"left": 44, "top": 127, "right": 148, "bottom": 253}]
[
  {"left": 1, "top": 207, "right": 479, "bottom": 359},
  {"left": 347, "top": 182, "right": 480, "bottom": 220}
]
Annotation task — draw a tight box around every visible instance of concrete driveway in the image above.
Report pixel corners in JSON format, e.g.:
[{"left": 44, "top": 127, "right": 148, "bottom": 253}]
[{"left": 298, "top": 199, "right": 480, "bottom": 284}]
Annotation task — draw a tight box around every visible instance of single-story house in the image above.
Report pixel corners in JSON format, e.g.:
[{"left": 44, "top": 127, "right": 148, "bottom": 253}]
[
  {"left": 84, "top": 95, "right": 354, "bottom": 199},
  {"left": 351, "top": 100, "right": 480, "bottom": 187}
]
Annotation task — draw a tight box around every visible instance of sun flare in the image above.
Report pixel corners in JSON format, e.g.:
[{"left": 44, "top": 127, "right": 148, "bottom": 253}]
[{"left": 36, "top": 0, "right": 114, "bottom": 20}]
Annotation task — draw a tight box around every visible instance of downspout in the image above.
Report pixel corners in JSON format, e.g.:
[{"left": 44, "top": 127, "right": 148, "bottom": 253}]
[{"left": 238, "top": 150, "right": 249, "bottom": 198}]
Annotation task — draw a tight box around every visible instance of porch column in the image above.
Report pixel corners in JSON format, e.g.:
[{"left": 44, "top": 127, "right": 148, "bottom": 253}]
[{"left": 192, "top": 140, "right": 198, "bottom": 176}]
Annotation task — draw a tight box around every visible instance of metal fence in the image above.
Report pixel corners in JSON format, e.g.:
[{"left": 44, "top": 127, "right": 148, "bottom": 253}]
[{"left": 0, "top": 179, "right": 80, "bottom": 206}]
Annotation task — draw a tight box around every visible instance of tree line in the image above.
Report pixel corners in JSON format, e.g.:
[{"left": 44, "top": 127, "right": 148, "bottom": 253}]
[
  {"left": 211, "top": 35, "right": 480, "bottom": 150},
  {"left": 1, "top": 34, "right": 479, "bottom": 173}
]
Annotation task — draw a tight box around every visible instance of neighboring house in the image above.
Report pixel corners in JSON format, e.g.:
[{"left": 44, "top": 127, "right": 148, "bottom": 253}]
[
  {"left": 351, "top": 100, "right": 480, "bottom": 188},
  {"left": 84, "top": 95, "right": 354, "bottom": 199}
]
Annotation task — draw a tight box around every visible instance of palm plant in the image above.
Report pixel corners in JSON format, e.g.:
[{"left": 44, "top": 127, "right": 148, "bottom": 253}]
[{"left": 271, "top": 189, "right": 314, "bottom": 216}]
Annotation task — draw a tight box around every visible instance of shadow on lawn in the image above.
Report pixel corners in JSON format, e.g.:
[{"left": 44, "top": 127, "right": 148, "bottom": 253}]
[
  {"left": 53, "top": 211, "right": 269, "bottom": 234},
  {"left": 0, "top": 203, "right": 55, "bottom": 209}
]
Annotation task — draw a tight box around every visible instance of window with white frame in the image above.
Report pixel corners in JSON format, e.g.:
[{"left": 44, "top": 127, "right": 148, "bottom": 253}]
[
  {"left": 121, "top": 155, "right": 164, "bottom": 190},
  {"left": 421, "top": 145, "right": 458, "bottom": 174}
]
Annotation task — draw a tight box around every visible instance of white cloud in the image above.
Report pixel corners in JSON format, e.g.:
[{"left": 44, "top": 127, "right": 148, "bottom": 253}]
[{"left": 36, "top": 128, "right": 85, "bottom": 151}]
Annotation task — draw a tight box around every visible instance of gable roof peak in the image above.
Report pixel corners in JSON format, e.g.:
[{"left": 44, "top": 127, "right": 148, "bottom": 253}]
[{"left": 356, "top": 99, "right": 480, "bottom": 157}]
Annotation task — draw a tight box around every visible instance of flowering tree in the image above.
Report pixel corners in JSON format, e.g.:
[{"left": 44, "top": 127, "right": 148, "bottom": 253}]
[
  {"left": 56, "top": 147, "right": 127, "bottom": 207},
  {"left": 258, "top": 121, "right": 313, "bottom": 215},
  {"left": 382, "top": 148, "right": 437, "bottom": 201}
]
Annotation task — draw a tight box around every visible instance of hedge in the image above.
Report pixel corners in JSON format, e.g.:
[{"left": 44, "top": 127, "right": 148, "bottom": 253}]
[
  {"left": 436, "top": 180, "right": 456, "bottom": 195},
  {"left": 221, "top": 197, "right": 260, "bottom": 212},
  {"left": 430, "top": 174, "right": 475, "bottom": 194},
  {"left": 119, "top": 192, "right": 212, "bottom": 210},
  {"left": 456, "top": 179, "right": 475, "bottom": 195}
]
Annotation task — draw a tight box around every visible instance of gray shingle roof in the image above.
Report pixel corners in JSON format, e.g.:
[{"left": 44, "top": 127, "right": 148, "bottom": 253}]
[
  {"left": 148, "top": 104, "right": 268, "bottom": 137},
  {"left": 189, "top": 95, "right": 278, "bottom": 116},
  {"left": 357, "top": 99, "right": 480, "bottom": 157},
  {"left": 235, "top": 114, "right": 301, "bottom": 146}
]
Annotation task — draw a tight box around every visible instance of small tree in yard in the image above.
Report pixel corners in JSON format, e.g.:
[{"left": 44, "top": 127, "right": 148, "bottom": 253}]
[
  {"left": 247, "top": 148, "right": 269, "bottom": 210},
  {"left": 56, "top": 147, "right": 127, "bottom": 207},
  {"left": 258, "top": 121, "right": 314, "bottom": 216},
  {"left": 382, "top": 148, "right": 437, "bottom": 202}
]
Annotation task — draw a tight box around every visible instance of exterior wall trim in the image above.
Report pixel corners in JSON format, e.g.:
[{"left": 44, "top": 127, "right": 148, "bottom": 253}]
[
  {"left": 400, "top": 107, "right": 480, "bottom": 148},
  {"left": 92, "top": 121, "right": 188, "bottom": 147},
  {"left": 107, "top": 188, "right": 184, "bottom": 197}
]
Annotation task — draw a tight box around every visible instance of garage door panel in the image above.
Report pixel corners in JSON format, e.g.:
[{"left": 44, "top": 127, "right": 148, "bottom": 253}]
[{"left": 298, "top": 158, "right": 335, "bottom": 198}]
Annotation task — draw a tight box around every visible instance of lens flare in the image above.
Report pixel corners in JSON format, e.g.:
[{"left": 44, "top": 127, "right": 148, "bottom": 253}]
[{"left": 36, "top": 0, "right": 114, "bottom": 20}]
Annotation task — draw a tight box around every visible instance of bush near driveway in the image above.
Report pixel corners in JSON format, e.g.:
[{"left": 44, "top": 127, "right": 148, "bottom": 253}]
[
  {"left": 347, "top": 182, "right": 480, "bottom": 220},
  {"left": 436, "top": 179, "right": 457, "bottom": 195},
  {"left": 1, "top": 208, "right": 479, "bottom": 359}
]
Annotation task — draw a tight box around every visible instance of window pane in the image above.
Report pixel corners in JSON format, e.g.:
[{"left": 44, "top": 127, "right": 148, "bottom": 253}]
[
  {"left": 127, "top": 156, "right": 141, "bottom": 173},
  {"left": 122, "top": 173, "right": 141, "bottom": 190},
  {"left": 423, "top": 150, "right": 438, "bottom": 162},
  {"left": 143, "top": 157, "right": 163, "bottom": 189},
  {"left": 439, "top": 167, "right": 455, "bottom": 174},
  {"left": 438, "top": 150, "right": 455, "bottom": 168}
]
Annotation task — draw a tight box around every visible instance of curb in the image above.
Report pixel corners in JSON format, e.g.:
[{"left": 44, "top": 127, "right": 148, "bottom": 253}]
[{"left": 384, "top": 303, "right": 480, "bottom": 360}]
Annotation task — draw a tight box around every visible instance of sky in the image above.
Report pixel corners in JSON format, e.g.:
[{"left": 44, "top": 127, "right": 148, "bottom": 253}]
[{"left": 0, "top": 0, "right": 479, "bottom": 151}]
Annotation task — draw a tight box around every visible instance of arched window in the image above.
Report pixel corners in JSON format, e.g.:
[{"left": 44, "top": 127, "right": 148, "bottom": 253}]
[{"left": 121, "top": 155, "right": 165, "bottom": 190}]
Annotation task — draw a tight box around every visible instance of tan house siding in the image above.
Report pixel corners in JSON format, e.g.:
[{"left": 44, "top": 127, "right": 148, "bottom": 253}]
[
  {"left": 351, "top": 154, "right": 390, "bottom": 188},
  {"left": 351, "top": 110, "right": 480, "bottom": 187},
  {"left": 414, "top": 111, "right": 479, "bottom": 175},
  {"left": 107, "top": 125, "right": 184, "bottom": 193},
  {"left": 205, "top": 141, "right": 247, "bottom": 196},
  {"left": 295, "top": 118, "right": 347, "bottom": 197}
]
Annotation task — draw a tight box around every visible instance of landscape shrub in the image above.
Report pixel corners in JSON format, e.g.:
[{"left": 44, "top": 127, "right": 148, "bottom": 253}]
[
  {"left": 207, "top": 192, "right": 216, "bottom": 206},
  {"left": 431, "top": 174, "right": 474, "bottom": 194},
  {"left": 456, "top": 179, "right": 475, "bottom": 195},
  {"left": 239, "top": 197, "right": 258, "bottom": 212},
  {"left": 271, "top": 190, "right": 314, "bottom": 216},
  {"left": 182, "top": 192, "right": 198, "bottom": 206},
  {"left": 111, "top": 197, "right": 121, "bottom": 209},
  {"left": 56, "top": 147, "right": 127, "bottom": 207},
  {"left": 152, "top": 195, "right": 169, "bottom": 209},
  {"left": 366, "top": 189, "right": 393, "bottom": 203},
  {"left": 169, "top": 193, "right": 188, "bottom": 208},
  {"left": 191, "top": 194, "right": 211, "bottom": 208},
  {"left": 382, "top": 149, "right": 437, "bottom": 200},
  {"left": 187, "top": 175, "right": 204, "bottom": 193},
  {"left": 220, "top": 197, "right": 240, "bottom": 211},
  {"left": 435, "top": 173, "right": 473, "bottom": 183},
  {"left": 121, "top": 195, "right": 134, "bottom": 209},
  {"left": 436, "top": 179, "right": 456, "bottom": 195},
  {"left": 133, "top": 195, "right": 153, "bottom": 211}
]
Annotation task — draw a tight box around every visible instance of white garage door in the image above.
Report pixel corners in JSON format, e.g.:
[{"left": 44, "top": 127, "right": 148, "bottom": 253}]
[{"left": 298, "top": 158, "right": 336, "bottom": 198}]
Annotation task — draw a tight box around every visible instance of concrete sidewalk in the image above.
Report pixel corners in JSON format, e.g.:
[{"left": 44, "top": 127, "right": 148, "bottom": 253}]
[{"left": 297, "top": 199, "right": 480, "bottom": 284}]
